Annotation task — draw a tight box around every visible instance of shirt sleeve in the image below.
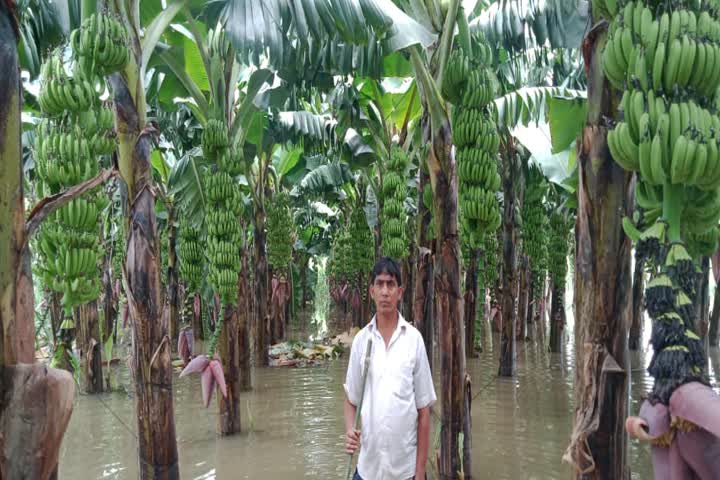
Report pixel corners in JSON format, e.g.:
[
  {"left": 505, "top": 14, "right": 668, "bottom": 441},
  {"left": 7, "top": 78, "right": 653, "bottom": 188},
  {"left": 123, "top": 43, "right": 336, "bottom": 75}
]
[
  {"left": 343, "top": 332, "right": 364, "bottom": 406},
  {"left": 414, "top": 334, "right": 436, "bottom": 410}
]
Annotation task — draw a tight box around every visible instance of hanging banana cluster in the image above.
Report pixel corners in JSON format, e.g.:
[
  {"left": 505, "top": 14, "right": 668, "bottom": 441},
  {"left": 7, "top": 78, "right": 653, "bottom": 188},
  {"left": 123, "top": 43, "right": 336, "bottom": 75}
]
[
  {"left": 178, "top": 220, "right": 205, "bottom": 291},
  {"left": 446, "top": 34, "right": 502, "bottom": 243},
  {"left": 347, "top": 207, "right": 376, "bottom": 278},
  {"left": 348, "top": 206, "right": 376, "bottom": 309},
  {"left": 547, "top": 211, "right": 570, "bottom": 298},
  {"left": 600, "top": 0, "right": 719, "bottom": 403},
  {"left": 603, "top": 1, "right": 720, "bottom": 261},
  {"left": 328, "top": 228, "right": 353, "bottom": 292},
  {"left": 204, "top": 170, "right": 242, "bottom": 304},
  {"left": 37, "top": 56, "right": 96, "bottom": 116},
  {"left": 381, "top": 146, "right": 409, "bottom": 259},
  {"left": 33, "top": 39, "right": 120, "bottom": 315},
  {"left": 521, "top": 167, "right": 549, "bottom": 305},
  {"left": 267, "top": 191, "right": 296, "bottom": 271},
  {"left": 70, "top": 14, "right": 129, "bottom": 76}
]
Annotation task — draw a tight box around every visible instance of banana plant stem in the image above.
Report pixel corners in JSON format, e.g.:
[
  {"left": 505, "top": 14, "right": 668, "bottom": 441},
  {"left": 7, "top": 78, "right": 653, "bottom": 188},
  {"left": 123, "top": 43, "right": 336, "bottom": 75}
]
[{"left": 663, "top": 182, "right": 682, "bottom": 243}]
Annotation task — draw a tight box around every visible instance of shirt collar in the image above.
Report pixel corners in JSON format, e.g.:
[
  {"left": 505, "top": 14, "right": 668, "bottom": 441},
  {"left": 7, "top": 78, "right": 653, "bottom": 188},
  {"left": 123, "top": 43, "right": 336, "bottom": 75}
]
[{"left": 368, "top": 311, "right": 407, "bottom": 332}]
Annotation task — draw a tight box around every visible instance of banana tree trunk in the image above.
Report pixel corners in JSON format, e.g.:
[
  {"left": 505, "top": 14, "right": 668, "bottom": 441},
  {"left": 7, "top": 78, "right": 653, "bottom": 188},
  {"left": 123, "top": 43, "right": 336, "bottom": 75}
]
[
  {"left": 499, "top": 148, "right": 518, "bottom": 378},
  {"left": 238, "top": 243, "right": 251, "bottom": 391},
  {"left": 428, "top": 124, "right": 468, "bottom": 479},
  {"left": 565, "top": 20, "right": 632, "bottom": 479},
  {"left": 253, "top": 206, "right": 269, "bottom": 366},
  {"left": 217, "top": 302, "right": 240, "bottom": 435},
  {"left": 549, "top": 282, "right": 564, "bottom": 353},
  {"left": 102, "top": 255, "right": 117, "bottom": 345},
  {"left": 403, "top": 250, "right": 415, "bottom": 323},
  {"left": 108, "top": 44, "right": 178, "bottom": 479},
  {"left": 49, "top": 291, "right": 62, "bottom": 345},
  {"left": 413, "top": 154, "right": 434, "bottom": 373},
  {"left": 79, "top": 300, "right": 103, "bottom": 393},
  {"left": 167, "top": 208, "right": 179, "bottom": 352},
  {"left": 517, "top": 255, "right": 530, "bottom": 341},
  {"left": 629, "top": 256, "right": 644, "bottom": 350},
  {"left": 0, "top": 7, "right": 74, "bottom": 477},
  {"left": 463, "top": 248, "right": 478, "bottom": 358}
]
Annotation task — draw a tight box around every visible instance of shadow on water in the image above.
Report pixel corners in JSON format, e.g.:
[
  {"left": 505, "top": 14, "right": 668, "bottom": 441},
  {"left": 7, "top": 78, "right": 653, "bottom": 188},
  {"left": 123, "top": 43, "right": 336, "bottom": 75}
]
[{"left": 59, "top": 310, "right": 720, "bottom": 479}]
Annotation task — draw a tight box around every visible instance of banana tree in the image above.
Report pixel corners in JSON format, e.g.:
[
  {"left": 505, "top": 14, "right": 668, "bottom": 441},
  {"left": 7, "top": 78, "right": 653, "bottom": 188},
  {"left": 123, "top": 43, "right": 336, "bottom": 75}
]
[
  {"left": 559, "top": 1, "right": 632, "bottom": 477},
  {"left": 99, "top": 0, "right": 189, "bottom": 475},
  {"left": 149, "top": 21, "right": 275, "bottom": 435},
  {"left": 1, "top": 3, "right": 75, "bottom": 478},
  {"left": 325, "top": 76, "right": 427, "bottom": 324}
]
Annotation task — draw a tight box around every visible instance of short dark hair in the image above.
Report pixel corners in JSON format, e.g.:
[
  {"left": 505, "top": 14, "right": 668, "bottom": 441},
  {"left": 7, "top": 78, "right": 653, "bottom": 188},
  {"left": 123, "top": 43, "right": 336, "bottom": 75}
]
[{"left": 370, "top": 257, "right": 402, "bottom": 286}]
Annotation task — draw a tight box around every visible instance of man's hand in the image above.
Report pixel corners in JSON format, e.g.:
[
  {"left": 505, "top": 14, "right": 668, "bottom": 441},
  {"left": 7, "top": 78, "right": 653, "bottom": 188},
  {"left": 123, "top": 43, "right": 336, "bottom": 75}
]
[{"left": 345, "top": 428, "right": 361, "bottom": 454}]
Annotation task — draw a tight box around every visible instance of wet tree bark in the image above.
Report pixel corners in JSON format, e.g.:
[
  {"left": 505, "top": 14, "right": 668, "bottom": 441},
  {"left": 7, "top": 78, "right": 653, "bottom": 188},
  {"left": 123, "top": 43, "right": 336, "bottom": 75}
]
[
  {"left": 549, "top": 282, "right": 564, "bottom": 353},
  {"left": 428, "top": 124, "right": 468, "bottom": 479},
  {"left": 108, "top": 17, "right": 178, "bottom": 475},
  {"left": 499, "top": 146, "right": 518, "bottom": 378},
  {"left": 0, "top": 8, "right": 74, "bottom": 477},
  {"left": 167, "top": 208, "right": 179, "bottom": 352},
  {"left": 565, "top": 19, "right": 631, "bottom": 479},
  {"left": 102, "top": 254, "right": 117, "bottom": 344},
  {"left": 403, "top": 247, "right": 415, "bottom": 323},
  {"left": 190, "top": 292, "right": 202, "bottom": 341},
  {"left": 238, "top": 244, "right": 252, "bottom": 391},
  {"left": 1, "top": 364, "right": 75, "bottom": 480},
  {"left": 517, "top": 255, "right": 530, "bottom": 341},
  {"left": 629, "top": 256, "right": 644, "bottom": 350},
  {"left": 79, "top": 300, "right": 103, "bottom": 393},
  {"left": 413, "top": 148, "right": 434, "bottom": 373},
  {"left": 463, "top": 249, "right": 479, "bottom": 358},
  {"left": 49, "top": 292, "right": 62, "bottom": 345},
  {"left": 218, "top": 303, "right": 240, "bottom": 434},
  {"left": 525, "top": 274, "right": 535, "bottom": 342},
  {"left": 253, "top": 206, "right": 269, "bottom": 367}
]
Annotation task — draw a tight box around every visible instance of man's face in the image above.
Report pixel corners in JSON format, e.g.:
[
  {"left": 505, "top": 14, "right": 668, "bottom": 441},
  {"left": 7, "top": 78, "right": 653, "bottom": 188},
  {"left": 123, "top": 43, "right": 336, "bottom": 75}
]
[{"left": 370, "top": 272, "right": 404, "bottom": 315}]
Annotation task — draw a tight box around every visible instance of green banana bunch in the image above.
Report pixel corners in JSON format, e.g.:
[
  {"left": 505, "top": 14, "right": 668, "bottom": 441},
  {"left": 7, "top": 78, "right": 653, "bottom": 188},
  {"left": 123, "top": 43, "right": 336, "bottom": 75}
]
[
  {"left": 606, "top": 1, "right": 720, "bottom": 249},
  {"left": 521, "top": 166, "right": 550, "bottom": 295},
  {"left": 447, "top": 33, "right": 502, "bottom": 245},
  {"left": 381, "top": 146, "right": 409, "bottom": 259},
  {"left": 178, "top": 220, "right": 205, "bottom": 291},
  {"left": 547, "top": 211, "right": 570, "bottom": 295},
  {"left": 202, "top": 115, "right": 243, "bottom": 304},
  {"left": 71, "top": 14, "right": 129, "bottom": 76},
  {"left": 328, "top": 204, "right": 375, "bottom": 289},
  {"left": 685, "top": 226, "right": 720, "bottom": 257},
  {"left": 266, "top": 191, "right": 296, "bottom": 269},
  {"left": 347, "top": 206, "right": 375, "bottom": 276},
  {"left": 328, "top": 229, "right": 353, "bottom": 283},
  {"left": 202, "top": 119, "right": 230, "bottom": 152}
]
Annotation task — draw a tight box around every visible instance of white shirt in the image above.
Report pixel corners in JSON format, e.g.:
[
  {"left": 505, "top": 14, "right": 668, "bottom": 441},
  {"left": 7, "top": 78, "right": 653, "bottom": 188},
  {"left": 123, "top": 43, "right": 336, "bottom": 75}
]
[{"left": 344, "top": 313, "right": 436, "bottom": 480}]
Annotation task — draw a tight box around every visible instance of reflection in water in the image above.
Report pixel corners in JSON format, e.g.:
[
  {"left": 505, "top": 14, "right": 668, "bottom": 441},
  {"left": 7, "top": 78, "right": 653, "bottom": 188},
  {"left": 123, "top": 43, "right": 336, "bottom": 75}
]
[{"left": 59, "top": 315, "right": 720, "bottom": 479}]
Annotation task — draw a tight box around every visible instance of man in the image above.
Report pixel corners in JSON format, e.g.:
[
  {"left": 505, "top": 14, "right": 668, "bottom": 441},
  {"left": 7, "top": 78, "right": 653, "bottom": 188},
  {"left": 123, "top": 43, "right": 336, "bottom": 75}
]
[{"left": 344, "top": 257, "right": 436, "bottom": 480}]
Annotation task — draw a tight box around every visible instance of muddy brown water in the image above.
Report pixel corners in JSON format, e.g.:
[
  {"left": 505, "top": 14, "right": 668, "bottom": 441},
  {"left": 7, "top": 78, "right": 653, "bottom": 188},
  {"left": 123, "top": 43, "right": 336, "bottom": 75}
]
[{"left": 59, "top": 315, "right": 720, "bottom": 479}]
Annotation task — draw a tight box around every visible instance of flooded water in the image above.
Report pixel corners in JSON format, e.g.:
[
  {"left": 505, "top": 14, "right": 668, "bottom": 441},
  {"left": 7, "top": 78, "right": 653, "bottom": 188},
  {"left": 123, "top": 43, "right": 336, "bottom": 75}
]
[{"left": 58, "top": 314, "right": 720, "bottom": 479}]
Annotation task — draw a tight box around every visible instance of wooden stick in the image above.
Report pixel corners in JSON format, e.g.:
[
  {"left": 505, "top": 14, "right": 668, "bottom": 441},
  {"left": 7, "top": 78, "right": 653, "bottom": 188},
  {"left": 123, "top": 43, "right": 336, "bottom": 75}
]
[{"left": 345, "top": 337, "right": 373, "bottom": 480}]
